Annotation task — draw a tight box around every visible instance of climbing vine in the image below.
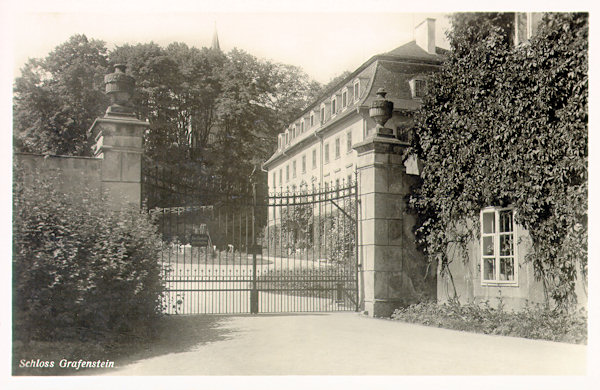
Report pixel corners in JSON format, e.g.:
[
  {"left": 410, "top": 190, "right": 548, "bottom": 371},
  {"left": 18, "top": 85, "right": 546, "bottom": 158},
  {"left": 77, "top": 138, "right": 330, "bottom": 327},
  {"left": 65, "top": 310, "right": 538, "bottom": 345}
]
[{"left": 411, "top": 13, "right": 588, "bottom": 310}]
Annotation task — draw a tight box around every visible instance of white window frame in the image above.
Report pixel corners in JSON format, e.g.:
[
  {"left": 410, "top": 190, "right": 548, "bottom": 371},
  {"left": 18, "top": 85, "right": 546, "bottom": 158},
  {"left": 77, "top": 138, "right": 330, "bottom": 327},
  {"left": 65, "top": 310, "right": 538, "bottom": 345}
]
[
  {"left": 353, "top": 79, "right": 360, "bottom": 102},
  {"left": 292, "top": 160, "right": 297, "bottom": 178},
  {"left": 342, "top": 88, "right": 348, "bottom": 109},
  {"left": 301, "top": 119, "right": 305, "bottom": 133},
  {"left": 335, "top": 137, "right": 340, "bottom": 159},
  {"left": 346, "top": 131, "right": 352, "bottom": 154},
  {"left": 324, "top": 143, "right": 330, "bottom": 164},
  {"left": 301, "top": 154, "right": 306, "bottom": 174},
  {"left": 480, "top": 207, "right": 519, "bottom": 286},
  {"left": 310, "top": 112, "right": 314, "bottom": 127}
]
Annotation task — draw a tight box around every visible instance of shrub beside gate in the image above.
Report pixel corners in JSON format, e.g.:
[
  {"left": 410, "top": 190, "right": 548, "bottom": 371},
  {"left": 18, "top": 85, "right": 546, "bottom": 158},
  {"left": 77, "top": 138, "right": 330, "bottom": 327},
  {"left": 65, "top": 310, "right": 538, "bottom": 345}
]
[{"left": 13, "top": 171, "right": 164, "bottom": 344}]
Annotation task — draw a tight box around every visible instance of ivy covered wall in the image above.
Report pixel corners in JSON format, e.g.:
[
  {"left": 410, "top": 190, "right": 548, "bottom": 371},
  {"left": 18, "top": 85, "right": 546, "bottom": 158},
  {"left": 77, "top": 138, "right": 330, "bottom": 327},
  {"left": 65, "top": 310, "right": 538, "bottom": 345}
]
[{"left": 410, "top": 13, "right": 587, "bottom": 310}]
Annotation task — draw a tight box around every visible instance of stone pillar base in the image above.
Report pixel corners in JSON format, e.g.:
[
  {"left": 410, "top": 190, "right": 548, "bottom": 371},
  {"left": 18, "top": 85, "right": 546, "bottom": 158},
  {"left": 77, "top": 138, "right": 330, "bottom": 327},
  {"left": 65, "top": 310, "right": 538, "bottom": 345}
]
[{"left": 364, "top": 299, "right": 408, "bottom": 318}]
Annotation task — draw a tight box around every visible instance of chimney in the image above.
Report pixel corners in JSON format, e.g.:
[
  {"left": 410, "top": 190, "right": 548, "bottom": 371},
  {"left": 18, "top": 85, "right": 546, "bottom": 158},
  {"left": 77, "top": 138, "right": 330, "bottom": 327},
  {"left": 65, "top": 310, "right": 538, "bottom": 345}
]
[{"left": 415, "top": 18, "right": 436, "bottom": 55}]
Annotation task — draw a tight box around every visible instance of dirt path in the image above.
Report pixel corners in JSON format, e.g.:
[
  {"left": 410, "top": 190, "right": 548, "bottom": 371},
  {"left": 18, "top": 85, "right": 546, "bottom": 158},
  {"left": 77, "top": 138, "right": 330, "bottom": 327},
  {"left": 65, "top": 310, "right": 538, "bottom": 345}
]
[{"left": 108, "top": 312, "right": 586, "bottom": 375}]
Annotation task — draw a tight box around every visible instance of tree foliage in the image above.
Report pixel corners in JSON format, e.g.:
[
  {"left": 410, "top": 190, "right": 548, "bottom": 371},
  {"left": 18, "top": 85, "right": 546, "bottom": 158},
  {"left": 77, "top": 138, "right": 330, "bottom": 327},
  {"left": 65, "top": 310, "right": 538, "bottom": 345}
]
[
  {"left": 14, "top": 37, "right": 322, "bottom": 197},
  {"left": 411, "top": 13, "right": 587, "bottom": 310},
  {"left": 13, "top": 35, "right": 109, "bottom": 156}
]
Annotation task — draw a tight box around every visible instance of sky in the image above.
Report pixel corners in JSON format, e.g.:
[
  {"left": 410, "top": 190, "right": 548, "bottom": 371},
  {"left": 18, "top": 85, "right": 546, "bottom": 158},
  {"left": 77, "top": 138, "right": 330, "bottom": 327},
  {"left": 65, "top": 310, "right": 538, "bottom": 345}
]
[{"left": 8, "top": 8, "right": 451, "bottom": 84}]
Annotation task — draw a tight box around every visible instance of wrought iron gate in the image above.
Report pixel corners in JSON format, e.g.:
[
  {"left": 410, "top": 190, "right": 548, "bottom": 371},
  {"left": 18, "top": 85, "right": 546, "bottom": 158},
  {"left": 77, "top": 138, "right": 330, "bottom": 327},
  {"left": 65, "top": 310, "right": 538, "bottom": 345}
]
[{"left": 143, "top": 167, "right": 359, "bottom": 314}]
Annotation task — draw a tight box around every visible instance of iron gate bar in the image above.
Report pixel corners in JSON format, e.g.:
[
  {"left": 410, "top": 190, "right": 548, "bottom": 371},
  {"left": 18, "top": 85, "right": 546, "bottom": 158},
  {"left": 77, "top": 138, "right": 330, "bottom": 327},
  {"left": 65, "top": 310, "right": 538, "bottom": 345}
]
[{"left": 148, "top": 166, "right": 359, "bottom": 314}]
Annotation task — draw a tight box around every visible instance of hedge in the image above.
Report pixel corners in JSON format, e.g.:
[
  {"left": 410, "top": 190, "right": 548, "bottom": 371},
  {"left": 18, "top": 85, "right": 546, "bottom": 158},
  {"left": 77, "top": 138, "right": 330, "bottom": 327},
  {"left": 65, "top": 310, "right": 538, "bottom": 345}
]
[{"left": 13, "top": 169, "right": 164, "bottom": 343}]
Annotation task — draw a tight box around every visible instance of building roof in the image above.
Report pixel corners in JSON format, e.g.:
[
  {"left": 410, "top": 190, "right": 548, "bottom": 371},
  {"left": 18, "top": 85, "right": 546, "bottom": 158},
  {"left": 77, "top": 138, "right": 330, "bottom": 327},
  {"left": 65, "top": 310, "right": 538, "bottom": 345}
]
[
  {"left": 385, "top": 40, "right": 449, "bottom": 60},
  {"left": 263, "top": 40, "right": 446, "bottom": 169}
]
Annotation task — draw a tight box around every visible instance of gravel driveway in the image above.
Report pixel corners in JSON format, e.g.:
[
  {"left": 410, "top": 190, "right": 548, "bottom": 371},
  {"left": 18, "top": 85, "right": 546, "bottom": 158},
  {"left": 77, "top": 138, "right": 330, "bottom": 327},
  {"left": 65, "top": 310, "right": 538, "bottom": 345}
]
[{"left": 108, "top": 312, "right": 586, "bottom": 375}]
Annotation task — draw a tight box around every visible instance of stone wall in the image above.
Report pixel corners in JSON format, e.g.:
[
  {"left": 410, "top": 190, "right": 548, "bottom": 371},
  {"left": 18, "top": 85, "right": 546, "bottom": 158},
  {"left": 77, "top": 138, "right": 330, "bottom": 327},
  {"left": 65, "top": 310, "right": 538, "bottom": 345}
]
[{"left": 15, "top": 153, "right": 103, "bottom": 197}]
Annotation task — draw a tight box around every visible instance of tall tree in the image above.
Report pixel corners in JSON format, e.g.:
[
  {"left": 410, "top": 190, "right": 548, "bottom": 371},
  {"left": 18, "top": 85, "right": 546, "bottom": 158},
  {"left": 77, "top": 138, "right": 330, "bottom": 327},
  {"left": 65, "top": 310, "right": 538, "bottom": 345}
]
[
  {"left": 14, "top": 36, "right": 322, "bottom": 202},
  {"left": 13, "top": 35, "right": 109, "bottom": 156},
  {"left": 211, "top": 49, "right": 321, "bottom": 185},
  {"left": 411, "top": 13, "right": 587, "bottom": 309}
]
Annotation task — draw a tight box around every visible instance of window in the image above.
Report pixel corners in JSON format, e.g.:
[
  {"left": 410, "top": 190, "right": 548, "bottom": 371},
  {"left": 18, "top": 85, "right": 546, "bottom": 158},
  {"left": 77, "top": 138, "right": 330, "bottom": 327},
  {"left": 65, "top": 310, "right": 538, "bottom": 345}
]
[
  {"left": 279, "top": 169, "right": 282, "bottom": 186},
  {"left": 331, "top": 96, "right": 337, "bottom": 116},
  {"left": 310, "top": 112, "right": 314, "bottom": 127},
  {"left": 292, "top": 160, "right": 296, "bottom": 178},
  {"left": 410, "top": 78, "right": 427, "bottom": 99},
  {"left": 335, "top": 137, "right": 340, "bottom": 159},
  {"left": 324, "top": 143, "right": 330, "bottom": 164},
  {"left": 312, "top": 149, "right": 317, "bottom": 169},
  {"left": 320, "top": 105, "right": 325, "bottom": 123},
  {"left": 514, "top": 13, "right": 542, "bottom": 45},
  {"left": 481, "top": 208, "right": 517, "bottom": 284},
  {"left": 292, "top": 126, "right": 296, "bottom": 139},
  {"left": 272, "top": 172, "right": 276, "bottom": 189},
  {"left": 347, "top": 174, "right": 352, "bottom": 185},
  {"left": 286, "top": 165, "right": 289, "bottom": 182},
  {"left": 301, "top": 120, "right": 305, "bottom": 133},
  {"left": 353, "top": 80, "right": 360, "bottom": 101},
  {"left": 285, "top": 130, "right": 289, "bottom": 145},
  {"left": 342, "top": 89, "right": 348, "bottom": 108},
  {"left": 415, "top": 80, "right": 426, "bottom": 98},
  {"left": 346, "top": 132, "right": 352, "bottom": 153},
  {"left": 302, "top": 155, "right": 306, "bottom": 173}
]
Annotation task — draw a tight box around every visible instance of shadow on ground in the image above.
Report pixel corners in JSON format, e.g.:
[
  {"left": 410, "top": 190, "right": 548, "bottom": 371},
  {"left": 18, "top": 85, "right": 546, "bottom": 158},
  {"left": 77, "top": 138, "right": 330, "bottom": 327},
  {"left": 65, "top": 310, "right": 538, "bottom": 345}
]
[
  {"left": 13, "top": 315, "right": 236, "bottom": 376},
  {"left": 111, "top": 315, "right": 236, "bottom": 368}
]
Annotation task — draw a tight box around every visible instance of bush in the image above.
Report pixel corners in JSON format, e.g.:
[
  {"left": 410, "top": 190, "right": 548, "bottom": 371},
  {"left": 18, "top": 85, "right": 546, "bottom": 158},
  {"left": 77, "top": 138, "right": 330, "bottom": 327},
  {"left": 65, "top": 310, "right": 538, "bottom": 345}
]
[
  {"left": 13, "top": 169, "right": 164, "bottom": 344},
  {"left": 391, "top": 300, "right": 587, "bottom": 344}
]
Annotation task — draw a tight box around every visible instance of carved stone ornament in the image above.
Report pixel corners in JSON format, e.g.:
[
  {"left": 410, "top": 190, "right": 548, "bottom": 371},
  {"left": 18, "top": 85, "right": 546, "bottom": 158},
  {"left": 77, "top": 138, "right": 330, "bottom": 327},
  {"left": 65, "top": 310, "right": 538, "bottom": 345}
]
[
  {"left": 104, "top": 64, "right": 135, "bottom": 116},
  {"left": 369, "top": 88, "right": 394, "bottom": 137}
]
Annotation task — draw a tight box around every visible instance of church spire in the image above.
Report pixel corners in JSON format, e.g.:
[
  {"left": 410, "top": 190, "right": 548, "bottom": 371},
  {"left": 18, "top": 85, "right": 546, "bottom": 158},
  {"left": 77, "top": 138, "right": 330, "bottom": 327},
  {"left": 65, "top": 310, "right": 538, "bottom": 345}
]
[{"left": 211, "top": 22, "right": 221, "bottom": 51}]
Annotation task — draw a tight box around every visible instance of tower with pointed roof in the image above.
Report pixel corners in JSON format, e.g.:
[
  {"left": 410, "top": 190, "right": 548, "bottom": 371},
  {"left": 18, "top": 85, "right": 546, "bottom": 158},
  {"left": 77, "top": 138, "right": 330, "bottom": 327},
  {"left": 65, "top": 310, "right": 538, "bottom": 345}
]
[{"left": 211, "top": 22, "right": 221, "bottom": 51}]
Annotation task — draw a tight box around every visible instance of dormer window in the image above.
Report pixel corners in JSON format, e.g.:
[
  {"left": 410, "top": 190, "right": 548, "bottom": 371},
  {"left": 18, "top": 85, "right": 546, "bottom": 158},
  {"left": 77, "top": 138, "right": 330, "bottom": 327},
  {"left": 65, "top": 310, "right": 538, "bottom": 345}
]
[
  {"left": 285, "top": 130, "right": 289, "bottom": 145},
  {"left": 410, "top": 78, "right": 427, "bottom": 99},
  {"left": 342, "top": 89, "right": 348, "bottom": 109},
  {"left": 310, "top": 112, "right": 314, "bottom": 127},
  {"left": 331, "top": 96, "right": 337, "bottom": 116},
  {"left": 353, "top": 80, "right": 360, "bottom": 102},
  {"left": 301, "top": 119, "right": 305, "bottom": 133},
  {"left": 320, "top": 104, "right": 326, "bottom": 123}
]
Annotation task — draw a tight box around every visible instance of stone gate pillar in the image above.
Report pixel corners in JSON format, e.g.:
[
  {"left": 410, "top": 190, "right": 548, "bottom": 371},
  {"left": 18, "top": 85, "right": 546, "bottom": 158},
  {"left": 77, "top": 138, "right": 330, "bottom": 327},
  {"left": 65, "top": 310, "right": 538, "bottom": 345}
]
[
  {"left": 354, "top": 89, "right": 432, "bottom": 317},
  {"left": 88, "top": 64, "right": 147, "bottom": 209}
]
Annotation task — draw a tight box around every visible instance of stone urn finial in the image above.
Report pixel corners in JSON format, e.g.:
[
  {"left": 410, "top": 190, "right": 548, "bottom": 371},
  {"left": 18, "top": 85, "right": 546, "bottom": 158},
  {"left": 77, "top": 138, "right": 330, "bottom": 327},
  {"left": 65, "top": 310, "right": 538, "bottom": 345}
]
[
  {"left": 369, "top": 88, "right": 394, "bottom": 137},
  {"left": 104, "top": 63, "right": 135, "bottom": 116}
]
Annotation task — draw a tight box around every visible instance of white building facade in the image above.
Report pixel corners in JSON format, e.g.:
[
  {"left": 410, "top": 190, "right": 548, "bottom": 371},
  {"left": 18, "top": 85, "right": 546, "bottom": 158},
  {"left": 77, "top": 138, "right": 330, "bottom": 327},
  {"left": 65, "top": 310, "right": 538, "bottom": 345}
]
[{"left": 263, "top": 19, "right": 445, "bottom": 224}]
